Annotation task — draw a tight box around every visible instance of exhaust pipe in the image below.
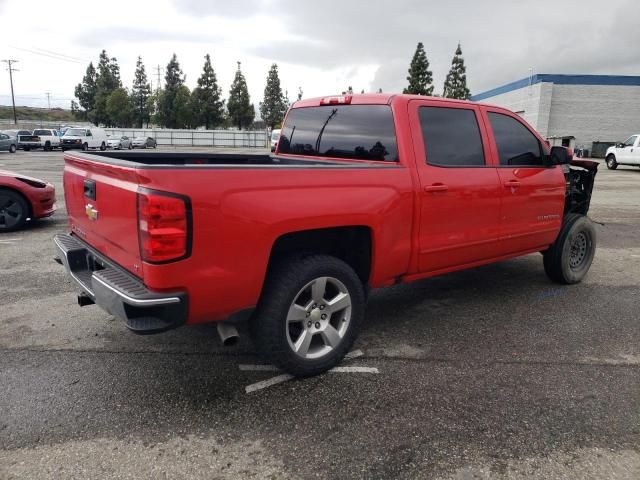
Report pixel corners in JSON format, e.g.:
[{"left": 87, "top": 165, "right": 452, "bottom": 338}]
[
  {"left": 77, "top": 294, "right": 95, "bottom": 307},
  {"left": 217, "top": 322, "right": 239, "bottom": 346}
]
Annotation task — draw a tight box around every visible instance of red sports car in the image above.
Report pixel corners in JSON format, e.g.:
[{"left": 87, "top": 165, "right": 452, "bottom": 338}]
[{"left": 0, "top": 170, "right": 56, "bottom": 232}]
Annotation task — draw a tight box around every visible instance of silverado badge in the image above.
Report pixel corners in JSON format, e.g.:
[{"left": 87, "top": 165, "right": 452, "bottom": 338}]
[{"left": 85, "top": 203, "right": 99, "bottom": 221}]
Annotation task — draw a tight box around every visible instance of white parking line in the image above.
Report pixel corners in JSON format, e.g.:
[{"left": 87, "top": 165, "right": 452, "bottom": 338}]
[
  {"left": 245, "top": 374, "right": 294, "bottom": 393},
  {"left": 329, "top": 366, "right": 378, "bottom": 374},
  {"left": 243, "top": 349, "right": 377, "bottom": 393}
]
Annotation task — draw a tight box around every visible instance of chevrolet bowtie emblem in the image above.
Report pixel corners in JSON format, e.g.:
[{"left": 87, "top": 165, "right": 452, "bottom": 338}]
[{"left": 85, "top": 203, "right": 99, "bottom": 221}]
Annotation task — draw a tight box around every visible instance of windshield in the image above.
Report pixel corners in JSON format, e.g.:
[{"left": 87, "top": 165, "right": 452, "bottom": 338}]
[{"left": 65, "top": 128, "right": 87, "bottom": 136}]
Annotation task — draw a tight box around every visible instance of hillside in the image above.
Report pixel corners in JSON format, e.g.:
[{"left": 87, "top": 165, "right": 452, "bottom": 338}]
[{"left": 0, "top": 105, "right": 77, "bottom": 122}]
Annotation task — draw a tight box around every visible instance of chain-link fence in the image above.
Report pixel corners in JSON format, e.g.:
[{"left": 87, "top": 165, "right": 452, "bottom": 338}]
[{"left": 105, "top": 128, "right": 269, "bottom": 148}]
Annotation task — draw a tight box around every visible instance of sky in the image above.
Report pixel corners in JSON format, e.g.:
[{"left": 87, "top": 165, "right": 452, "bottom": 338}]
[{"left": 0, "top": 0, "right": 638, "bottom": 111}]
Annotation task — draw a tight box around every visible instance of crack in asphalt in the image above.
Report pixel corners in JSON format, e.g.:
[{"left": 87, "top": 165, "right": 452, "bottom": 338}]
[{"left": 2, "top": 347, "right": 639, "bottom": 369}]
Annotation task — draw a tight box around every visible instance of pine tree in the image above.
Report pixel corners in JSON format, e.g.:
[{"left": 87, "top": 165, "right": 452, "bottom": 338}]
[
  {"left": 94, "top": 50, "right": 122, "bottom": 126},
  {"left": 192, "top": 54, "right": 224, "bottom": 129},
  {"left": 259, "top": 64, "right": 287, "bottom": 129},
  {"left": 227, "top": 62, "right": 255, "bottom": 130},
  {"left": 403, "top": 42, "right": 434, "bottom": 96},
  {"left": 442, "top": 43, "right": 471, "bottom": 100},
  {"left": 131, "top": 56, "right": 151, "bottom": 128},
  {"left": 74, "top": 62, "right": 97, "bottom": 118},
  {"left": 159, "top": 54, "right": 185, "bottom": 128}
]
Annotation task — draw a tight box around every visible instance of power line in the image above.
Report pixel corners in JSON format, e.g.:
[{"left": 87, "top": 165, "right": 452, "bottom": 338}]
[
  {"left": 8, "top": 45, "right": 86, "bottom": 64},
  {"left": 2, "top": 59, "right": 18, "bottom": 124}
]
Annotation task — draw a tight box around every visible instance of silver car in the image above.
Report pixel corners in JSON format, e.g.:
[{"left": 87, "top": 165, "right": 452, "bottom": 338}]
[
  {"left": 0, "top": 131, "right": 18, "bottom": 153},
  {"left": 131, "top": 136, "right": 157, "bottom": 149},
  {"left": 106, "top": 135, "right": 132, "bottom": 150}
]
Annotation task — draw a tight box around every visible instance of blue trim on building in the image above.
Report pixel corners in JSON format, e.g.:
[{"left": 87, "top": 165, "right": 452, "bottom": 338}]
[{"left": 471, "top": 74, "right": 640, "bottom": 101}]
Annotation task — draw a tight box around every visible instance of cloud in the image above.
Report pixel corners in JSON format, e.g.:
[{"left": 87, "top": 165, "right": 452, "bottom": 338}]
[
  {"left": 176, "top": 0, "right": 639, "bottom": 95},
  {"left": 75, "top": 27, "right": 222, "bottom": 48}
]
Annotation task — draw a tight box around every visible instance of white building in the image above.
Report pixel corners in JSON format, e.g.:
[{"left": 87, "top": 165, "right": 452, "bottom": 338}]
[{"left": 471, "top": 74, "right": 640, "bottom": 157}]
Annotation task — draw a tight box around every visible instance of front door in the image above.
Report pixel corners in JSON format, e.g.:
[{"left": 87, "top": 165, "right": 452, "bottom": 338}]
[
  {"left": 630, "top": 136, "right": 640, "bottom": 165},
  {"left": 618, "top": 135, "right": 638, "bottom": 164},
  {"left": 409, "top": 100, "right": 502, "bottom": 273},
  {"left": 0, "top": 134, "right": 9, "bottom": 150},
  {"left": 483, "top": 109, "right": 566, "bottom": 254}
]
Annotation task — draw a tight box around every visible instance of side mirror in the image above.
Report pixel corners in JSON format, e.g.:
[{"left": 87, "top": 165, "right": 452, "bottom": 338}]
[
  {"left": 616, "top": 143, "right": 625, "bottom": 148},
  {"left": 549, "top": 146, "right": 571, "bottom": 165}
]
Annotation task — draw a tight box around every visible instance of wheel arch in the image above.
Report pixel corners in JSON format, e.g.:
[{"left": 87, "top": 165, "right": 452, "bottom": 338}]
[{"left": 266, "top": 226, "right": 373, "bottom": 286}]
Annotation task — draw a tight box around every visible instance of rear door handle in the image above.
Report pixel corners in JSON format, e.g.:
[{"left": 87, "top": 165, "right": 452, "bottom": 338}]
[
  {"left": 503, "top": 180, "right": 521, "bottom": 188},
  {"left": 424, "top": 183, "right": 449, "bottom": 192}
]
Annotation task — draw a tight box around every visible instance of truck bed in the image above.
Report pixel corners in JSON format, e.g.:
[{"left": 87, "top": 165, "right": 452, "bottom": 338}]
[{"left": 66, "top": 151, "right": 374, "bottom": 168}]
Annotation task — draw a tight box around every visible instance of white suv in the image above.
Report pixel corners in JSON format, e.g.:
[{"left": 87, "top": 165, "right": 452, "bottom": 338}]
[{"left": 605, "top": 134, "right": 640, "bottom": 170}]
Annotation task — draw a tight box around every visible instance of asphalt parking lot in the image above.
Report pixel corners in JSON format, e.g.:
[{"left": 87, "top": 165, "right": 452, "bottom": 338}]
[{"left": 1, "top": 149, "right": 639, "bottom": 479}]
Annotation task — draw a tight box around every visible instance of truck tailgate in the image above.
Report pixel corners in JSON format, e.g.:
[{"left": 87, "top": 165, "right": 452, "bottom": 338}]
[{"left": 63, "top": 155, "right": 143, "bottom": 277}]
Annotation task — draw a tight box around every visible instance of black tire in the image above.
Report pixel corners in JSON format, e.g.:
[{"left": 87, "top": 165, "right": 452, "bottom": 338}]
[
  {"left": 23, "top": 147, "right": 30, "bottom": 152},
  {"left": 543, "top": 214, "right": 596, "bottom": 284},
  {"left": 128, "top": 143, "right": 132, "bottom": 150},
  {"left": 9, "top": 144, "right": 16, "bottom": 153},
  {"left": 44, "top": 141, "right": 51, "bottom": 151},
  {"left": 250, "top": 255, "right": 365, "bottom": 377},
  {"left": 0, "top": 188, "right": 29, "bottom": 232},
  {"left": 82, "top": 143, "right": 88, "bottom": 151},
  {"left": 100, "top": 142, "right": 106, "bottom": 151},
  {"left": 605, "top": 154, "right": 618, "bottom": 170}
]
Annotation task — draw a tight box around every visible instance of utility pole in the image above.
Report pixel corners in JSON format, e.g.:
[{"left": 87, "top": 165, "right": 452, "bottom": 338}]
[
  {"left": 2, "top": 59, "right": 19, "bottom": 124},
  {"left": 156, "top": 65, "right": 162, "bottom": 93},
  {"left": 45, "top": 91, "right": 51, "bottom": 110}
]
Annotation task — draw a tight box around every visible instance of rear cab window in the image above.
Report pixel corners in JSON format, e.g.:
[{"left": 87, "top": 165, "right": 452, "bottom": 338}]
[{"left": 278, "top": 105, "right": 398, "bottom": 162}]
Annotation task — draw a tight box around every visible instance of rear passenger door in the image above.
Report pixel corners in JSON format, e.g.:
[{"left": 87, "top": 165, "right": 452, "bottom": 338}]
[
  {"left": 483, "top": 108, "right": 565, "bottom": 254},
  {"left": 409, "top": 100, "right": 502, "bottom": 273}
]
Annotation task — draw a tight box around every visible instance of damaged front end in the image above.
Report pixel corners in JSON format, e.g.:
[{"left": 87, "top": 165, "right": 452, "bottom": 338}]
[{"left": 563, "top": 159, "right": 598, "bottom": 215}]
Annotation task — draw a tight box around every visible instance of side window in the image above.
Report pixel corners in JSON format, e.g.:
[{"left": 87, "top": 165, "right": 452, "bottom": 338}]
[
  {"left": 419, "top": 106, "right": 485, "bottom": 166},
  {"left": 0, "top": 134, "right": 7, "bottom": 140},
  {"left": 488, "top": 112, "right": 543, "bottom": 166},
  {"left": 86, "top": 130, "right": 92, "bottom": 137},
  {"left": 623, "top": 135, "right": 637, "bottom": 147}
]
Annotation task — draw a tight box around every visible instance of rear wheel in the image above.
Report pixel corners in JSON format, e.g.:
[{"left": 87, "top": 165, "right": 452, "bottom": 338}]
[
  {"left": 250, "top": 255, "right": 365, "bottom": 377},
  {"left": 44, "top": 141, "right": 51, "bottom": 151},
  {"left": 82, "top": 143, "right": 88, "bottom": 151},
  {"left": 100, "top": 142, "right": 106, "bottom": 151},
  {"left": 0, "top": 188, "right": 29, "bottom": 232},
  {"left": 543, "top": 214, "right": 596, "bottom": 284},
  {"left": 9, "top": 144, "right": 16, "bottom": 153},
  {"left": 606, "top": 154, "right": 618, "bottom": 170}
]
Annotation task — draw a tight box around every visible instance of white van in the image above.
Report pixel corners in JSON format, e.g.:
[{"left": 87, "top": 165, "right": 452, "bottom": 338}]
[{"left": 60, "top": 127, "right": 108, "bottom": 151}]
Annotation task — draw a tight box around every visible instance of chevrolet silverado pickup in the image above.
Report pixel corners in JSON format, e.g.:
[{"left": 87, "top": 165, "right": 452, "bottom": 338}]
[{"left": 54, "top": 94, "right": 598, "bottom": 377}]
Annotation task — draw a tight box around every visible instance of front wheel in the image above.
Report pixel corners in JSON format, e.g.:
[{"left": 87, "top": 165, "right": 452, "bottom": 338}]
[
  {"left": 606, "top": 154, "right": 618, "bottom": 170},
  {"left": 250, "top": 255, "right": 365, "bottom": 377},
  {"left": 0, "top": 188, "right": 29, "bottom": 232},
  {"left": 128, "top": 143, "right": 132, "bottom": 150},
  {"left": 100, "top": 142, "right": 106, "bottom": 151},
  {"left": 543, "top": 214, "right": 596, "bottom": 284},
  {"left": 82, "top": 143, "right": 88, "bottom": 151}
]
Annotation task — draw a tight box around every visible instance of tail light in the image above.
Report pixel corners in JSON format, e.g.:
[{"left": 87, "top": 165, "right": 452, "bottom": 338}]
[{"left": 137, "top": 189, "right": 191, "bottom": 263}]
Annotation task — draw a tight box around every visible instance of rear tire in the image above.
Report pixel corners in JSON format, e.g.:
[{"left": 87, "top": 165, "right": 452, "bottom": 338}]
[
  {"left": 250, "top": 255, "right": 365, "bottom": 377},
  {"left": 0, "top": 188, "right": 29, "bottom": 232},
  {"left": 9, "top": 144, "right": 16, "bottom": 153},
  {"left": 606, "top": 154, "right": 618, "bottom": 170},
  {"left": 82, "top": 143, "right": 88, "bottom": 151},
  {"left": 44, "top": 141, "right": 51, "bottom": 151},
  {"left": 543, "top": 214, "right": 596, "bottom": 284},
  {"left": 100, "top": 142, "right": 106, "bottom": 151}
]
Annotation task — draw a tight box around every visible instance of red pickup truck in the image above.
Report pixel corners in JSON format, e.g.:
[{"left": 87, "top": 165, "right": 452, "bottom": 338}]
[{"left": 54, "top": 94, "right": 597, "bottom": 376}]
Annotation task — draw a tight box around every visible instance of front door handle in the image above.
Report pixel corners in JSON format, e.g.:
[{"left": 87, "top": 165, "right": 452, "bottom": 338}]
[
  {"left": 424, "top": 183, "right": 449, "bottom": 193},
  {"left": 503, "top": 180, "right": 521, "bottom": 188}
]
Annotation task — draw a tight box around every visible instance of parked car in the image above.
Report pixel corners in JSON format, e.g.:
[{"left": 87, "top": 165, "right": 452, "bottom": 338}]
[
  {"left": 605, "top": 134, "right": 640, "bottom": 169},
  {"left": 33, "top": 129, "right": 61, "bottom": 151},
  {"left": 54, "top": 94, "right": 598, "bottom": 378},
  {"left": 16, "top": 130, "right": 42, "bottom": 151},
  {"left": 270, "top": 128, "right": 281, "bottom": 152},
  {"left": 61, "top": 127, "right": 108, "bottom": 151},
  {"left": 0, "top": 132, "right": 18, "bottom": 153},
  {"left": 0, "top": 169, "right": 55, "bottom": 231},
  {"left": 131, "top": 136, "right": 157, "bottom": 149},
  {"left": 106, "top": 135, "right": 132, "bottom": 150}
]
